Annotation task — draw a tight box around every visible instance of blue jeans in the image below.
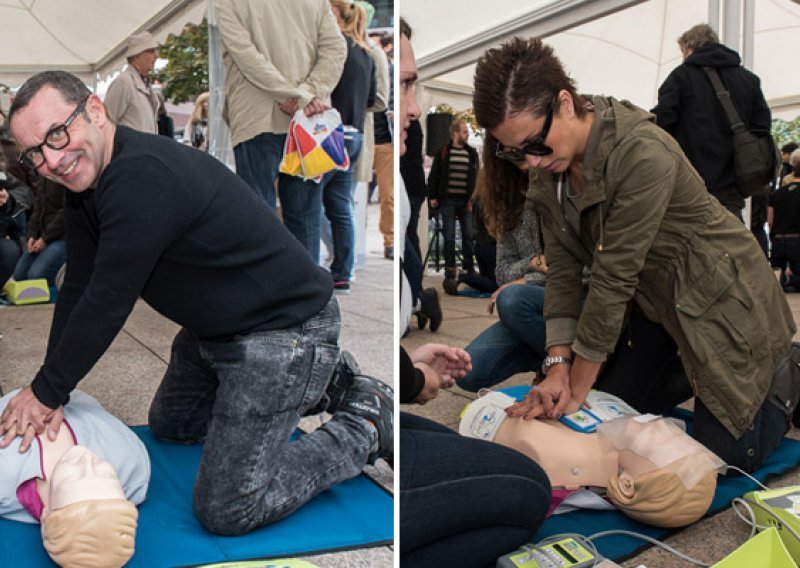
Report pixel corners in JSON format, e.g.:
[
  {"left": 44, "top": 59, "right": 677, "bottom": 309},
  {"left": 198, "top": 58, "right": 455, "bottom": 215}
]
[
  {"left": 440, "top": 200, "right": 474, "bottom": 271},
  {"left": 148, "top": 297, "right": 375, "bottom": 535},
  {"left": 323, "top": 132, "right": 362, "bottom": 282},
  {"left": 281, "top": 132, "right": 362, "bottom": 274},
  {"left": 233, "top": 132, "right": 287, "bottom": 211},
  {"left": 13, "top": 240, "right": 67, "bottom": 286},
  {"left": 458, "top": 284, "right": 547, "bottom": 391},
  {"left": 400, "top": 413, "right": 551, "bottom": 567}
]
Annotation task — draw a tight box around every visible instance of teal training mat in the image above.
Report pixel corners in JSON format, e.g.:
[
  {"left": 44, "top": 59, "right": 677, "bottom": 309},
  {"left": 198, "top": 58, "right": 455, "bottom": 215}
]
[
  {"left": 500, "top": 385, "right": 800, "bottom": 563},
  {"left": 0, "top": 426, "right": 394, "bottom": 567}
]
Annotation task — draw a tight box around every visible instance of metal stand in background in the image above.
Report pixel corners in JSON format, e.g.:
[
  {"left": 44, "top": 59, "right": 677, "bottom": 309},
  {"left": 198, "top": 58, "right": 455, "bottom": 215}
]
[{"left": 424, "top": 213, "right": 445, "bottom": 272}]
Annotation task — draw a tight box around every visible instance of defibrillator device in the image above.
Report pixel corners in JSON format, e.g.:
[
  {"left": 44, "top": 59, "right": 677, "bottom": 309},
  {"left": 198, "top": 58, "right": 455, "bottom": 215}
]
[
  {"left": 496, "top": 537, "right": 599, "bottom": 568},
  {"left": 740, "top": 486, "right": 800, "bottom": 564}
]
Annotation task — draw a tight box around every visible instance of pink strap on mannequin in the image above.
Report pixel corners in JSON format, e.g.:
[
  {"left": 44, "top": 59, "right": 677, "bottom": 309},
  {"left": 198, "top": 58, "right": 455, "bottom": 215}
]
[{"left": 15, "top": 419, "right": 77, "bottom": 521}]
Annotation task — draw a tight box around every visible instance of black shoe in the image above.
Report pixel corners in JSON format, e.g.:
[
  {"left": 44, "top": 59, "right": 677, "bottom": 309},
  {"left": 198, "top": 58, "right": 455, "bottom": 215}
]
[
  {"left": 416, "top": 311, "right": 429, "bottom": 330},
  {"left": 341, "top": 375, "right": 394, "bottom": 466},
  {"left": 442, "top": 275, "right": 460, "bottom": 296},
  {"left": 419, "top": 287, "right": 443, "bottom": 332},
  {"left": 307, "top": 350, "right": 360, "bottom": 415}
]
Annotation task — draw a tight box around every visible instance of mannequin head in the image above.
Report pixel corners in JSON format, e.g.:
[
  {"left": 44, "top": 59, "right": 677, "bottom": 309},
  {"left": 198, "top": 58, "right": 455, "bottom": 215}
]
[
  {"left": 607, "top": 455, "right": 718, "bottom": 527},
  {"left": 40, "top": 446, "right": 138, "bottom": 567},
  {"left": 41, "top": 499, "right": 138, "bottom": 568}
]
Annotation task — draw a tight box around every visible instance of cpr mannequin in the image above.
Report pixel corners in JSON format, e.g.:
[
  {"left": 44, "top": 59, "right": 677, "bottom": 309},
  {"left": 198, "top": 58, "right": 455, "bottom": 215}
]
[
  {"left": 460, "top": 391, "right": 724, "bottom": 528},
  {"left": 0, "top": 389, "right": 150, "bottom": 567}
]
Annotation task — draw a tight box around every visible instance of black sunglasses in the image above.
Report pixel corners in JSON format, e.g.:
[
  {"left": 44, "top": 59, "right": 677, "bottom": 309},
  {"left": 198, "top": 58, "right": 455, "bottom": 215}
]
[
  {"left": 495, "top": 97, "right": 557, "bottom": 162},
  {"left": 19, "top": 96, "right": 90, "bottom": 170}
]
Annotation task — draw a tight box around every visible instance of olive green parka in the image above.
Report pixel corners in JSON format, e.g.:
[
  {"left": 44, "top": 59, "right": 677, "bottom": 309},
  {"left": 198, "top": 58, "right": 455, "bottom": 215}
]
[{"left": 526, "top": 95, "right": 795, "bottom": 438}]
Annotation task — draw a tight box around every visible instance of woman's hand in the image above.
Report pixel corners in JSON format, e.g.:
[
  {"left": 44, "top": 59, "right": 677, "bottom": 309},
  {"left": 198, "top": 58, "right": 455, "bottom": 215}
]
[
  {"left": 506, "top": 365, "right": 572, "bottom": 420},
  {"left": 410, "top": 343, "right": 472, "bottom": 383},
  {"left": 529, "top": 254, "right": 548, "bottom": 273},
  {"left": 487, "top": 279, "right": 525, "bottom": 314}
]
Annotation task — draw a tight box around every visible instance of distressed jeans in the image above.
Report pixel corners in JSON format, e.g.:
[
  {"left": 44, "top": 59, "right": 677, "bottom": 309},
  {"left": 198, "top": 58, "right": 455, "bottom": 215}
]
[{"left": 148, "top": 296, "right": 374, "bottom": 535}]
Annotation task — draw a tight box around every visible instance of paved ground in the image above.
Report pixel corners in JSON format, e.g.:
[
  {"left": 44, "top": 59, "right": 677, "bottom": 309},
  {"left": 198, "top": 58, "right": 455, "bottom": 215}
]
[
  {"left": 401, "top": 270, "right": 800, "bottom": 567},
  {"left": 0, "top": 201, "right": 394, "bottom": 568}
]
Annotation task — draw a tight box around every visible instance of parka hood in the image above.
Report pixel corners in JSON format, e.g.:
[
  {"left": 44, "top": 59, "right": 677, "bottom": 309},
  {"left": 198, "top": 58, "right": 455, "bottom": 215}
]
[
  {"left": 683, "top": 43, "right": 741, "bottom": 69},
  {"left": 581, "top": 95, "right": 655, "bottom": 192}
]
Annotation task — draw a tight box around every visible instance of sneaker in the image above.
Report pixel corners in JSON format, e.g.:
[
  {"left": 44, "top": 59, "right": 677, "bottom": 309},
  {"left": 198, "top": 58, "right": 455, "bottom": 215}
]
[
  {"left": 384, "top": 246, "right": 394, "bottom": 260},
  {"left": 341, "top": 375, "right": 394, "bottom": 466},
  {"left": 333, "top": 281, "right": 351, "bottom": 295},
  {"left": 307, "top": 350, "right": 360, "bottom": 415}
]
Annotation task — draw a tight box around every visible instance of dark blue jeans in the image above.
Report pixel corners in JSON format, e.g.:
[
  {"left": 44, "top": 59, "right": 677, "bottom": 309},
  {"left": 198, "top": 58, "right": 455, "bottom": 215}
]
[
  {"left": 322, "top": 132, "right": 363, "bottom": 282},
  {"left": 459, "top": 284, "right": 546, "bottom": 391},
  {"left": 400, "top": 413, "right": 551, "bottom": 567},
  {"left": 0, "top": 238, "right": 21, "bottom": 287},
  {"left": 13, "top": 240, "right": 67, "bottom": 286},
  {"left": 233, "top": 132, "right": 287, "bottom": 211},
  {"left": 439, "top": 200, "right": 474, "bottom": 271},
  {"left": 148, "top": 296, "right": 375, "bottom": 535}
]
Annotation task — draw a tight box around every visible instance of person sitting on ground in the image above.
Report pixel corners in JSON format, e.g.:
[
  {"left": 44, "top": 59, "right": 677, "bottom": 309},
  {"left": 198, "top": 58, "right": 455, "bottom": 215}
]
[
  {"left": 0, "top": 388, "right": 149, "bottom": 567},
  {"left": 473, "top": 37, "right": 798, "bottom": 474},
  {"left": 13, "top": 178, "right": 66, "bottom": 287},
  {"left": 457, "top": 138, "right": 547, "bottom": 391},
  {"left": 0, "top": 169, "right": 31, "bottom": 289}
]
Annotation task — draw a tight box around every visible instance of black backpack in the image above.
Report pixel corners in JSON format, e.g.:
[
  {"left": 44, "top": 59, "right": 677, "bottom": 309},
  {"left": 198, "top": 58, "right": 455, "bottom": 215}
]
[{"left": 703, "top": 66, "right": 780, "bottom": 198}]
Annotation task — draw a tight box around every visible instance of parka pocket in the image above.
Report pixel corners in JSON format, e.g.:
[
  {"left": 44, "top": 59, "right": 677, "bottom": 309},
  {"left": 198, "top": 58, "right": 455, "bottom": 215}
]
[
  {"left": 674, "top": 253, "right": 735, "bottom": 317},
  {"left": 674, "top": 254, "right": 755, "bottom": 368}
]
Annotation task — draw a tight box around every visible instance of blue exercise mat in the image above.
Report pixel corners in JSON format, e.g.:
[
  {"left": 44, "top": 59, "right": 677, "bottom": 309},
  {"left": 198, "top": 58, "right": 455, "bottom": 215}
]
[
  {"left": 0, "top": 426, "right": 393, "bottom": 567},
  {"left": 499, "top": 385, "right": 800, "bottom": 562}
]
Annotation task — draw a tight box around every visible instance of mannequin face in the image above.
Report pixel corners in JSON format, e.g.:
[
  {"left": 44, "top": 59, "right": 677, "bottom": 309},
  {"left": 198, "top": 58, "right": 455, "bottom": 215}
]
[{"left": 47, "top": 446, "right": 125, "bottom": 512}]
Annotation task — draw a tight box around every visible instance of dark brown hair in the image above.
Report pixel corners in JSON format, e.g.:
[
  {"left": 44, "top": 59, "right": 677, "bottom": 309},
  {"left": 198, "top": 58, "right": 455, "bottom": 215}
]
[
  {"left": 476, "top": 131, "right": 529, "bottom": 238},
  {"left": 473, "top": 37, "right": 585, "bottom": 131},
  {"left": 400, "top": 17, "right": 411, "bottom": 40}
]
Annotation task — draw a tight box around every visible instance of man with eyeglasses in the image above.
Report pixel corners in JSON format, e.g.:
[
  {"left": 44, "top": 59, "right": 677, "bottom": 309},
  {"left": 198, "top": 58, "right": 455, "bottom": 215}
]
[
  {"left": 0, "top": 70, "right": 393, "bottom": 536},
  {"left": 104, "top": 31, "right": 161, "bottom": 134}
]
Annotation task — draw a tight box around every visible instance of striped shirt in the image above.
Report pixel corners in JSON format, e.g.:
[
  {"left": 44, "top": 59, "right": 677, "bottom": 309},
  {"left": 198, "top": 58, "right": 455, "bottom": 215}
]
[{"left": 446, "top": 146, "right": 471, "bottom": 197}]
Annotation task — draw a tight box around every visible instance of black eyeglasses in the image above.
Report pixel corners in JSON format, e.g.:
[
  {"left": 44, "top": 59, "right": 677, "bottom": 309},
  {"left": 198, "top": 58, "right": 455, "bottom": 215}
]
[
  {"left": 495, "top": 97, "right": 557, "bottom": 162},
  {"left": 19, "top": 96, "right": 89, "bottom": 170}
]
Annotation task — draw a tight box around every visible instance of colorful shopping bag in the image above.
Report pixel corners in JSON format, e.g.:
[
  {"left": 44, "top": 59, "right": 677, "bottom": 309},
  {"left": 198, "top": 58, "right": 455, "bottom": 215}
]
[{"left": 279, "top": 109, "right": 349, "bottom": 182}]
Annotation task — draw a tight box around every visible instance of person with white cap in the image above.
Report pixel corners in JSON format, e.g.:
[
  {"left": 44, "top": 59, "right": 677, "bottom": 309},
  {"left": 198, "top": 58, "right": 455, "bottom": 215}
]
[{"left": 104, "top": 31, "right": 160, "bottom": 133}]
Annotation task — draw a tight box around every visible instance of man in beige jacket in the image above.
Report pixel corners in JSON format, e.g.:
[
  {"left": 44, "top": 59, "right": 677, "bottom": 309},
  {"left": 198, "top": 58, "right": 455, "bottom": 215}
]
[
  {"left": 215, "top": 0, "right": 346, "bottom": 214},
  {"left": 104, "top": 32, "right": 160, "bottom": 133}
]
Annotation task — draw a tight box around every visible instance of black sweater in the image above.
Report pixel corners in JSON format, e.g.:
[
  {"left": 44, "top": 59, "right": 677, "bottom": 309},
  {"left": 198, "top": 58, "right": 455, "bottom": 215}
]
[
  {"left": 33, "top": 126, "right": 332, "bottom": 408},
  {"left": 331, "top": 35, "right": 376, "bottom": 132}
]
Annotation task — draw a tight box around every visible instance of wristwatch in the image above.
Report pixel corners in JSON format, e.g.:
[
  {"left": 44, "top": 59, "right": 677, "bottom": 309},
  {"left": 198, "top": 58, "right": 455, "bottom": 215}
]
[{"left": 541, "top": 355, "right": 571, "bottom": 376}]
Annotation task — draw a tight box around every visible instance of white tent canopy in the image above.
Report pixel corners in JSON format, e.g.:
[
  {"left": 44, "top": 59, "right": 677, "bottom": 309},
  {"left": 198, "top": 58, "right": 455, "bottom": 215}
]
[
  {"left": 0, "top": 0, "right": 207, "bottom": 89},
  {"left": 404, "top": 0, "right": 800, "bottom": 121}
]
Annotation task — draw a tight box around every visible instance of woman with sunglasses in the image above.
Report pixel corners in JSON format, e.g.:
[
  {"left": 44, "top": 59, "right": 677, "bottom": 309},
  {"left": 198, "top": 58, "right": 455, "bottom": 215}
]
[{"left": 473, "top": 37, "right": 797, "bottom": 474}]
